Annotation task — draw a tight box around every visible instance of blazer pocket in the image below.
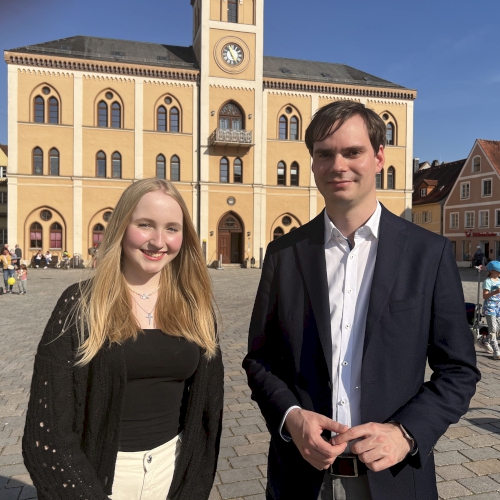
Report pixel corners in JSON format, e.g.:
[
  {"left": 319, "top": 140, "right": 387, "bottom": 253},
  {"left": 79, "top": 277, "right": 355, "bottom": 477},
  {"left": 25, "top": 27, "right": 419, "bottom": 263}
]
[{"left": 389, "top": 293, "right": 426, "bottom": 313}]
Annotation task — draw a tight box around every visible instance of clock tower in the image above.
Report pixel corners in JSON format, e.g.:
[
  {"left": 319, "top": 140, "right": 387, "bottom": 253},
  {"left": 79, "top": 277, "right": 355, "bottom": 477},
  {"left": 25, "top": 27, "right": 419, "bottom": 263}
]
[{"left": 191, "top": 0, "right": 265, "bottom": 265}]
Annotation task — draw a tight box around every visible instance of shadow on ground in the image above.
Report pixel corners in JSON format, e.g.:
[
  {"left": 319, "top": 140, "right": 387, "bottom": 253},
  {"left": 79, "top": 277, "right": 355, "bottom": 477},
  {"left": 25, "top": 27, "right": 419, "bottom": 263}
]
[{"left": 0, "top": 476, "right": 36, "bottom": 499}]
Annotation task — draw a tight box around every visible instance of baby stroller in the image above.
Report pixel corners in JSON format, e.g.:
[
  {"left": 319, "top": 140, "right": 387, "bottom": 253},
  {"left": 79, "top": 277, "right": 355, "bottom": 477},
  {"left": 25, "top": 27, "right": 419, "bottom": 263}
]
[{"left": 466, "top": 266, "right": 489, "bottom": 345}]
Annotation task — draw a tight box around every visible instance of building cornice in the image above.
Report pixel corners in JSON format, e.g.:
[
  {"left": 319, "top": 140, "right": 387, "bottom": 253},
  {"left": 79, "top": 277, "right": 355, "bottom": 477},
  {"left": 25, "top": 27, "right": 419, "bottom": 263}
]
[
  {"left": 263, "top": 78, "right": 416, "bottom": 101},
  {"left": 4, "top": 51, "right": 199, "bottom": 82}
]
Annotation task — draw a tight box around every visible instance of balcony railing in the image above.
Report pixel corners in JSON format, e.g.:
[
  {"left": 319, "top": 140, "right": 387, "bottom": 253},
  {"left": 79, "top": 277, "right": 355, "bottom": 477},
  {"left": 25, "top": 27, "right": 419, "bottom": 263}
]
[{"left": 209, "top": 128, "right": 253, "bottom": 147}]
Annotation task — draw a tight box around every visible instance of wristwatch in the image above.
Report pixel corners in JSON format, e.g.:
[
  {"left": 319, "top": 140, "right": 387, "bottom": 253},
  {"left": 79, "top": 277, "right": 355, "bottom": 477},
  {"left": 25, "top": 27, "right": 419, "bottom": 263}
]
[{"left": 390, "top": 421, "right": 417, "bottom": 455}]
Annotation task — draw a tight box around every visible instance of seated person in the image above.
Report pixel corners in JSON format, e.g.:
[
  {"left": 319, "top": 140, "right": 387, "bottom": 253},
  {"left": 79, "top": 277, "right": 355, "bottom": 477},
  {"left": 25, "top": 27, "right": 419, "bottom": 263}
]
[
  {"left": 34, "top": 250, "right": 43, "bottom": 268},
  {"left": 44, "top": 251, "right": 52, "bottom": 269}
]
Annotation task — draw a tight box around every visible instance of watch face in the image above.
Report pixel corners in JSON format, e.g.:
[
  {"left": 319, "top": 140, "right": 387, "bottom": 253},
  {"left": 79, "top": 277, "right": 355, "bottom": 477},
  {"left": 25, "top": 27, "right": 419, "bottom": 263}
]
[{"left": 222, "top": 43, "right": 243, "bottom": 66}]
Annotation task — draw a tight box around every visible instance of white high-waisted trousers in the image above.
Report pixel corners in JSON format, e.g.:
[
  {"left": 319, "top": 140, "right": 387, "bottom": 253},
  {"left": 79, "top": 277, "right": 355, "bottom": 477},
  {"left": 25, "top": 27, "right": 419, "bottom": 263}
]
[{"left": 110, "top": 434, "right": 182, "bottom": 500}]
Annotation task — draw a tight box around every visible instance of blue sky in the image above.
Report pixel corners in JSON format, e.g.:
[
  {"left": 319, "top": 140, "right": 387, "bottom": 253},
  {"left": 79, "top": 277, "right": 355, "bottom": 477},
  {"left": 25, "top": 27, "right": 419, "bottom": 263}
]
[{"left": 1, "top": 0, "right": 499, "bottom": 163}]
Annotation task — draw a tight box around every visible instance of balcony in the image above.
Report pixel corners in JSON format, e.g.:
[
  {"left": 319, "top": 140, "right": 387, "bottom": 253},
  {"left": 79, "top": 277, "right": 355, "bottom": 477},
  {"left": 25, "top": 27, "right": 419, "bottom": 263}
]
[{"left": 209, "top": 128, "right": 253, "bottom": 147}]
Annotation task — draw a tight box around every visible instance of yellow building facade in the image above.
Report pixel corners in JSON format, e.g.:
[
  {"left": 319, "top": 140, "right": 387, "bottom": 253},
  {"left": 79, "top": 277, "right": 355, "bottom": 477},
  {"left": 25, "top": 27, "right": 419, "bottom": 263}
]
[{"left": 4, "top": 0, "right": 416, "bottom": 265}]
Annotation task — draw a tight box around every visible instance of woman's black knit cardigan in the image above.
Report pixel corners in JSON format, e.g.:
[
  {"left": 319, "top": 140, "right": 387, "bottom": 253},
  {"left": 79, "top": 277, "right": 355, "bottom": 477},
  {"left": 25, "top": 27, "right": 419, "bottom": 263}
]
[{"left": 22, "top": 282, "right": 224, "bottom": 500}]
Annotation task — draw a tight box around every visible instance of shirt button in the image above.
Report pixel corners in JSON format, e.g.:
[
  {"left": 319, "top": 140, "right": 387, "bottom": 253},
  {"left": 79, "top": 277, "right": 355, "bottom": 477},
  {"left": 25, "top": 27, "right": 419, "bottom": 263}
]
[
  {"left": 339, "top": 400, "right": 346, "bottom": 406},
  {"left": 147, "top": 456, "right": 153, "bottom": 464},
  {"left": 350, "top": 255, "right": 354, "bottom": 260},
  {"left": 348, "top": 289, "right": 352, "bottom": 294},
  {"left": 342, "top": 361, "right": 348, "bottom": 366},
  {"left": 345, "top": 324, "right": 350, "bottom": 329}
]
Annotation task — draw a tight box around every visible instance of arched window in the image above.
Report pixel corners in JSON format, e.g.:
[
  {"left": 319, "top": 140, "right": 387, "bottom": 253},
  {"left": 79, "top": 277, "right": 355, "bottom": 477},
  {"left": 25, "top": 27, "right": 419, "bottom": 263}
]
[
  {"left": 473, "top": 156, "right": 481, "bottom": 173},
  {"left": 228, "top": 0, "right": 238, "bottom": 22},
  {"left": 375, "top": 170, "right": 383, "bottom": 189},
  {"left": 277, "top": 161, "right": 286, "bottom": 185},
  {"left": 48, "top": 97, "right": 59, "bottom": 124},
  {"left": 30, "top": 222, "right": 43, "bottom": 248},
  {"left": 96, "top": 151, "right": 106, "bottom": 177},
  {"left": 386, "top": 123, "right": 394, "bottom": 146},
  {"left": 290, "top": 162, "right": 299, "bottom": 186},
  {"left": 170, "top": 107, "right": 179, "bottom": 133},
  {"left": 290, "top": 117, "right": 299, "bottom": 141},
  {"left": 33, "top": 147, "right": 43, "bottom": 175},
  {"left": 220, "top": 157, "right": 229, "bottom": 183},
  {"left": 273, "top": 227, "right": 284, "bottom": 240},
  {"left": 49, "top": 148, "right": 59, "bottom": 176},
  {"left": 234, "top": 158, "right": 242, "bottom": 183},
  {"left": 93, "top": 223, "right": 105, "bottom": 246},
  {"left": 387, "top": 166, "right": 395, "bottom": 189},
  {"left": 157, "top": 106, "right": 167, "bottom": 131},
  {"left": 219, "top": 102, "right": 243, "bottom": 130},
  {"left": 49, "top": 222, "right": 62, "bottom": 249},
  {"left": 34, "top": 96, "right": 45, "bottom": 123},
  {"left": 170, "top": 155, "right": 180, "bottom": 181},
  {"left": 98, "top": 101, "right": 108, "bottom": 127},
  {"left": 156, "top": 154, "right": 166, "bottom": 179},
  {"left": 279, "top": 116, "right": 288, "bottom": 140},
  {"left": 112, "top": 152, "right": 122, "bottom": 178},
  {"left": 111, "top": 102, "right": 121, "bottom": 128}
]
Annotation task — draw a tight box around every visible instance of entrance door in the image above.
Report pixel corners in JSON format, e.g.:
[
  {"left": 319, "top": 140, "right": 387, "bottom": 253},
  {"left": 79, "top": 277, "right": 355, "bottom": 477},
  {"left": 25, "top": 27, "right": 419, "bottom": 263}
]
[
  {"left": 218, "top": 212, "right": 243, "bottom": 264},
  {"left": 484, "top": 242, "right": 490, "bottom": 262},
  {"left": 218, "top": 230, "right": 230, "bottom": 264},
  {"left": 231, "top": 232, "right": 240, "bottom": 263}
]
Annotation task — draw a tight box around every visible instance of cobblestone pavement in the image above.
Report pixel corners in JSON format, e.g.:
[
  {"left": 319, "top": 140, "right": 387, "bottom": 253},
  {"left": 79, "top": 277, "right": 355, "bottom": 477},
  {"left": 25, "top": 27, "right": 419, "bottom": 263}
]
[{"left": 0, "top": 266, "right": 499, "bottom": 499}]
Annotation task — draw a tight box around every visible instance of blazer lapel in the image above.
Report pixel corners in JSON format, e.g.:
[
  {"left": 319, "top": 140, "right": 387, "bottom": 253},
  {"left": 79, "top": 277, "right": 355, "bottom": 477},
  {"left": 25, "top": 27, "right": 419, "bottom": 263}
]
[
  {"left": 296, "top": 211, "right": 333, "bottom": 382},
  {"left": 364, "top": 206, "right": 409, "bottom": 355}
]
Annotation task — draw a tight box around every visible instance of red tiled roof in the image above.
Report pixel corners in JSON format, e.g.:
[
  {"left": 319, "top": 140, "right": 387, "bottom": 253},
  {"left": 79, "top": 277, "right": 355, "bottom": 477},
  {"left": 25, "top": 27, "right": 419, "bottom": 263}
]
[
  {"left": 413, "top": 159, "right": 465, "bottom": 206},
  {"left": 478, "top": 139, "right": 500, "bottom": 176}
]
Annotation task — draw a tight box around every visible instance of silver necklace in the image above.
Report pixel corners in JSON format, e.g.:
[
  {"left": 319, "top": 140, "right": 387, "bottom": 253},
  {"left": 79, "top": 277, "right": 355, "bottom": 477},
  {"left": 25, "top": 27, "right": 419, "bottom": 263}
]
[
  {"left": 132, "top": 296, "right": 156, "bottom": 326},
  {"left": 127, "top": 284, "right": 160, "bottom": 300}
]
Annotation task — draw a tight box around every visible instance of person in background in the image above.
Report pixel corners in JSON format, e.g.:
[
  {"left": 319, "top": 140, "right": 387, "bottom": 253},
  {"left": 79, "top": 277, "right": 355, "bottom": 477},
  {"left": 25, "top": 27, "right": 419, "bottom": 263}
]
[
  {"left": 17, "top": 264, "right": 28, "bottom": 295},
  {"left": 23, "top": 178, "right": 223, "bottom": 500},
  {"left": 473, "top": 246, "right": 485, "bottom": 267},
  {"left": 44, "top": 250, "right": 52, "bottom": 269},
  {"left": 479, "top": 261, "right": 500, "bottom": 359},
  {"left": 10, "top": 250, "right": 18, "bottom": 269},
  {"left": 34, "top": 250, "right": 43, "bottom": 268},
  {"left": 1, "top": 247, "right": 14, "bottom": 293},
  {"left": 15, "top": 244, "right": 22, "bottom": 266}
]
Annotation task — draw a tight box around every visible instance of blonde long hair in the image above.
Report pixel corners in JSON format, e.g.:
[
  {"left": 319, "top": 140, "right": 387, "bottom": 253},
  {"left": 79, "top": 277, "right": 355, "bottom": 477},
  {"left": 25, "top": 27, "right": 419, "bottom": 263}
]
[{"left": 74, "top": 178, "right": 217, "bottom": 366}]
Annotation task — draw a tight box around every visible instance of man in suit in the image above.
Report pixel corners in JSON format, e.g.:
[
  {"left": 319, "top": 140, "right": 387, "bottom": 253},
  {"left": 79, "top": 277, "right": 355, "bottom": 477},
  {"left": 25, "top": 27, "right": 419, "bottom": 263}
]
[{"left": 243, "top": 100, "right": 479, "bottom": 500}]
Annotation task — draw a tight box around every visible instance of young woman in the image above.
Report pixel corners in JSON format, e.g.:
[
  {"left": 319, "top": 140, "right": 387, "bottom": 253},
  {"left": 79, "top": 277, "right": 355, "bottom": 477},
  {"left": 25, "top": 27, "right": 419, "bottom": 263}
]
[{"left": 22, "top": 179, "right": 224, "bottom": 500}]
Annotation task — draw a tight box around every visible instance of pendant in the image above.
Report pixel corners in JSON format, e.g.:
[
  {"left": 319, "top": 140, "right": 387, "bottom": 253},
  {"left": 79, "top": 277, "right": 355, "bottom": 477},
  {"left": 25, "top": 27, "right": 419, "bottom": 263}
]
[
  {"left": 146, "top": 312, "right": 154, "bottom": 325},
  {"left": 139, "top": 293, "right": 149, "bottom": 300}
]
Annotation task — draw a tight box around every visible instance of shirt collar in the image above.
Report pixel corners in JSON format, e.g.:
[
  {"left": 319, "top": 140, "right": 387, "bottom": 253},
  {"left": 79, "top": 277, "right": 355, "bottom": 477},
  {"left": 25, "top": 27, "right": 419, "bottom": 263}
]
[{"left": 323, "top": 201, "right": 382, "bottom": 245}]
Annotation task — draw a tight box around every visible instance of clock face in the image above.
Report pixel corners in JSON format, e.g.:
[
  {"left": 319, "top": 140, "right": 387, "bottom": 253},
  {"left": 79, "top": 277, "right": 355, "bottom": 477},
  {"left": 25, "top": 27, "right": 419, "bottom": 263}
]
[{"left": 222, "top": 43, "right": 244, "bottom": 66}]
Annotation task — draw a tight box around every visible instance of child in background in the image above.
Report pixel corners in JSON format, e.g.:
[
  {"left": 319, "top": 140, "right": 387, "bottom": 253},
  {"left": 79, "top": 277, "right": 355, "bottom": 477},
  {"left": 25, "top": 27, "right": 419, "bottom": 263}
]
[
  {"left": 17, "top": 264, "right": 27, "bottom": 295},
  {"left": 480, "top": 261, "right": 500, "bottom": 359}
]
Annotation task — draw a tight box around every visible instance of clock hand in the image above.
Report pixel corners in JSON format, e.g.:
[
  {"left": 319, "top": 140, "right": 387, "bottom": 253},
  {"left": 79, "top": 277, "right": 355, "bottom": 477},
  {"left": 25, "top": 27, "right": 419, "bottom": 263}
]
[{"left": 229, "top": 46, "right": 238, "bottom": 61}]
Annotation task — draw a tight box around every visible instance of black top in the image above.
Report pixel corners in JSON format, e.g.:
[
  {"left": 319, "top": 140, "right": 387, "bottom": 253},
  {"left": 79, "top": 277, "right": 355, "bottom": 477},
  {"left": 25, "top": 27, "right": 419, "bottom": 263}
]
[{"left": 120, "top": 330, "right": 200, "bottom": 452}]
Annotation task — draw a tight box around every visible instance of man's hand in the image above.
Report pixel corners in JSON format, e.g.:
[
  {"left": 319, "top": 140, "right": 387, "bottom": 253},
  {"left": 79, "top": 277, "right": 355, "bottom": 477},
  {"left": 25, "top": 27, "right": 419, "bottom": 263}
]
[
  {"left": 331, "top": 422, "right": 411, "bottom": 472},
  {"left": 285, "top": 408, "right": 348, "bottom": 470}
]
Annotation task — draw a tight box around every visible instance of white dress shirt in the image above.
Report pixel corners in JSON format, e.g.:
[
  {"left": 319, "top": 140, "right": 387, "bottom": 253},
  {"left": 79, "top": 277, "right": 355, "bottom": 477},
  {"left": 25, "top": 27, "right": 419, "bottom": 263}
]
[
  {"left": 280, "top": 202, "right": 381, "bottom": 440},
  {"left": 325, "top": 202, "right": 380, "bottom": 430}
]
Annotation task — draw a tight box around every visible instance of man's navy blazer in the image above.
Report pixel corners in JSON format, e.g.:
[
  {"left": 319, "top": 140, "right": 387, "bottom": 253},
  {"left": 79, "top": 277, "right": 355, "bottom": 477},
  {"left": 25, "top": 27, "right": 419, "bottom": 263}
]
[{"left": 243, "top": 205, "right": 480, "bottom": 500}]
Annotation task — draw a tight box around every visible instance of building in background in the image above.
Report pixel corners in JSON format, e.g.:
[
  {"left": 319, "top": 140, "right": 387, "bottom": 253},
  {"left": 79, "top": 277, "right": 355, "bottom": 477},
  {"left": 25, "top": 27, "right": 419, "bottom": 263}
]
[
  {"left": 412, "top": 158, "right": 465, "bottom": 235},
  {"left": 444, "top": 139, "right": 500, "bottom": 265},
  {"left": 4, "top": 0, "right": 416, "bottom": 265},
  {"left": 0, "top": 145, "right": 7, "bottom": 245}
]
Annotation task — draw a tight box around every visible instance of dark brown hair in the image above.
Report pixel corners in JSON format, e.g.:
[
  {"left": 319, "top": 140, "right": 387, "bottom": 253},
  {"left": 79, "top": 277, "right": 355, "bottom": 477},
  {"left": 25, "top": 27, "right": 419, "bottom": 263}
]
[{"left": 305, "top": 100, "right": 386, "bottom": 156}]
